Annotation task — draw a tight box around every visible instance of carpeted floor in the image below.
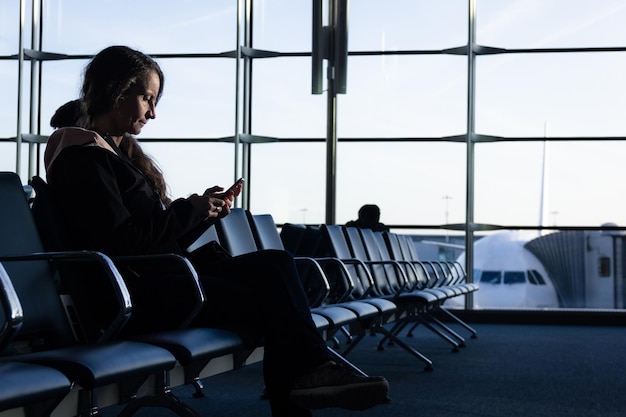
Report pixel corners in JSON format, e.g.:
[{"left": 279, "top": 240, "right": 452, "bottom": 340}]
[{"left": 102, "top": 323, "right": 626, "bottom": 417}]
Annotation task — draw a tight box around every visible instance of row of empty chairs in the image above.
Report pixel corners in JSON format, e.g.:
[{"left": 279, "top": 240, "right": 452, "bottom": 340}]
[
  {"left": 212, "top": 209, "right": 479, "bottom": 372},
  {"left": 279, "top": 221, "right": 479, "bottom": 368}
]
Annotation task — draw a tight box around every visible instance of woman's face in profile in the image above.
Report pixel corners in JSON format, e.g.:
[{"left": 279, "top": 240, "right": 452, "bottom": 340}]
[{"left": 114, "top": 70, "right": 160, "bottom": 136}]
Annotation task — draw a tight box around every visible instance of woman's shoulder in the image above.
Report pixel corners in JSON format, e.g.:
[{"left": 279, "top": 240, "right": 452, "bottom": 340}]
[{"left": 45, "top": 127, "right": 118, "bottom": 172}]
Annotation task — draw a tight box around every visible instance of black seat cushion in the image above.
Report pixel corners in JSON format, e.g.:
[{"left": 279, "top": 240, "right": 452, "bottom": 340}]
[
  {"left": 12, "top": 341, "right": 176, "bottom": 389},
  {"left": 0, "top": 361, "right": 71, "bottom": 411}
]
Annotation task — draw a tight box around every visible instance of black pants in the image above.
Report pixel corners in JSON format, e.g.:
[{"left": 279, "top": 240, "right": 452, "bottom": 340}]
[{"left": 190, "top": 249, "right": 331, "bottom": 417}]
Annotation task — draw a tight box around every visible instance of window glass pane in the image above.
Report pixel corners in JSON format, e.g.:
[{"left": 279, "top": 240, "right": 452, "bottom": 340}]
[
  {"left": 336, "top": 142, "right": 466, "bottom": 226},
  {"left": 477, "top": 0, "right": 626, "bottom": 48},
  {"left": 40, "top": 60, "right": 88, "bottom": 136},
  {"left": 340, "top": 56, "right": 466, "bottom": 137},
  {"left": 250, "top": 143, "right": 326, "bottom": 224},
  {"left": 251, "top": 142, "right": 467, "bottom": 227},
  {"left": 474, "top": 142, "right": 626, "bottom": 227},
  {"left": 40, "top": 58, "right": 236, "bottom": 139},
  {"left": 545, "top": 141, "right": 626, "bottom": 227},
  {"left": 252, "top": 58, "right": 326, "bottom": 138},
  {"left": 0, "top": 143, "right": 31, "bottom": 180},
  {"left": 474, "top": 142, "right": 547, "bottom": 226},
  {"left": 1, "top": 59, "right": 31, "bottom": 179},
  {"left": 252, "top": 0, "right": 310, "bottom": 52},
  {"left": 251, "top": 142, "right": 468, "bottom": 226},
  {"left": 143, "top": 59, "right": 237, "bottom": 138},
  {"left": 139, "top": 142, "right": 235, "bottom": 201},
  {"left": 0, "top": 143, "right": 15, "bottom": 172},
  {"left": 42, "top": 1, "right": 236, "bottom": 54},
  {"left": 476, "top": 53, "right": 626, "bottom": 137},
  {"left": 351, "top": 0, "right": 468, "bottom": 50},
  {"left": 0, "top": 62, "right": 18, "bottom": 138},
  {"left": 0, "top": 1, "right": 21, "bottom": 55}
]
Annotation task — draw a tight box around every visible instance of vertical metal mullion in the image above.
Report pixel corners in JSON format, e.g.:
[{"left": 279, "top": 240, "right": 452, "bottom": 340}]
[
  {"left": 28, "top": 0, "right": 42, "bottom": 179},
  {"left": 242, "top": 0, "right": 252, "bottom": 210},
  {"left": 325, "top": 0, "right": 337, "bottom": 225},
  {"left": 234, "top": 0, "right": 243, "bottom": 208},
  {"left": 464, "top": 0, "right": 477, "bottom": 308},
  {"left": 16, "top": 0, "right": 26, "bottom": 177}
]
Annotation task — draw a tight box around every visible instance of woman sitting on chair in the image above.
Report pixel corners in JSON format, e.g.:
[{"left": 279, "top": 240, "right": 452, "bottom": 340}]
[{"left": 43, "top": 45, "right": 388, "bottom": 417}]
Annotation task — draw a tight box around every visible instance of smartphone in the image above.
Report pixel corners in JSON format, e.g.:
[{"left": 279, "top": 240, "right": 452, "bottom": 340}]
[{"left": 219, "top": 177, "right": 244, "bottom": 200}]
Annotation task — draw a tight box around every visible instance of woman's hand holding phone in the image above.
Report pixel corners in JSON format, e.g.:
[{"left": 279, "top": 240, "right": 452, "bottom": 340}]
[
  {"left": 204, "top": 178, "right": 244, "bottom": 202},
  {"left": 218, "top": 177, "right": 244, "bottom": 202}
]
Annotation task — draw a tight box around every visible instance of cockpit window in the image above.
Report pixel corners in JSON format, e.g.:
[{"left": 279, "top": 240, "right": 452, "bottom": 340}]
[
  {"left": 529, "top": 270, "right": 547, "bottom": 285},
  {"left": 479, "top": 270, "right": 501, "bottom": 284},
  {"left": 503, "top": 271, "right": 526, "bottom": 284}
]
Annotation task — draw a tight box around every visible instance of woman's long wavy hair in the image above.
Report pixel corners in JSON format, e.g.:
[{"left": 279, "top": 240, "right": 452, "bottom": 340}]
[{"left": 81, "top": 46, "right": 171, "bottom": 205}]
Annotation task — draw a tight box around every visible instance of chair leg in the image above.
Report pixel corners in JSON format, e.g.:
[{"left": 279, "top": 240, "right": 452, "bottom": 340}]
[
  {"left": 117, "top": 372, "right": 202, "bottom": 417},
  {"left": 426, "top": 314, "right": 466, "bottom": 347},
  {"left": 372, "top": 326, "right": 433, "bottom": 372},
  {"left": 339, "top": 325, "right": 354, "bottom": 343},
  {"left": 438, "top": 307, "right": 478, "bottom": 338},
  {"left": 77, "top": 389, "right": 100, "bottom": 417},
  {"left": 327, "top": 346, "right": 369, "bottom": 377},
  {"left": 406, "top": 321, "right": 420, "bottom": 337},
  {"left": 191, "top": 379, "right": 204, "bottom": 398},
  {"left": 341, "top": 333, "right": 366, "bottom": 357},
  {"left": 376, "top": 319, "right": 409, "bottom": 350},
  {"left": 417, "top": 315, "right": 461, "bottom": 352}
]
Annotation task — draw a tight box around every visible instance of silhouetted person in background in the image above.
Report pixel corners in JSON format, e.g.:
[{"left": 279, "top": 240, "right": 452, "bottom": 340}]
[{"left": 346, "top": 204, "right": 389, "bottom": 232}]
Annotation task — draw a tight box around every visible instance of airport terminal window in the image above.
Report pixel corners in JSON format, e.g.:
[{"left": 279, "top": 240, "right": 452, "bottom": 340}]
[
  {"left": 251, "top": 58, "right": 326, "bottom": 138},
  {"left": 39, "top": 60, "right": 89, "bottom": 135},
  {"left": 350, "top": 0, "right": 467, "bottom": 51},
  {"left": 0, "top": 2, "right": 20, "bottom": 55},
  {"left": 0, "top": 63, "right": 17, "bottom": 138},
  {"left": 251, "top": 0, "right": 310, "bottom": 52},
  {"left": 335, "top": 142, "right": 466, "bottom": 225},
  {"left": 474, "top": 142, "right": 545, "bottom": 226},
  {"left": 3, "top": 0, "right": 626, "bottom": 313},
  {"left": 475, "top": 53, "right": 626, "bottom": 138},
  {"left": 474, "top": 141, "right": 626, "bottom": 227},
  {"left": 339, "top": 55, "right": 466, "bottom": 138},
  {"left": 250, "top": 142, "right": 326, "bottom": 223},
  {"left": 142, "top": 142, "right": 236, "bottom": 201},
  {"left": 476, "top": 0, "right": 626, "bottom": 49},
  {"left": 143, "top": 59, "right": 237, "bottom": 139},
  {"left": 42, "top": 0, "right": 237, "bottom": 54}
]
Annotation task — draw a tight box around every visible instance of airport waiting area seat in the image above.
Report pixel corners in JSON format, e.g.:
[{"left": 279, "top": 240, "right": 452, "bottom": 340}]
[
  {"left": 290, "top": 223, "right": 480, "bottom": 367},
  {"left": 0, "top": 172, "right": 185, "bottom": 416},
  {"left": 0, "top": 263, "right": 73, "bottom": 417},
  {"left": 248, "top": 213, "right": 392, "bottom": 342},
  {"left": 215, "top": 208, "right": 383, "bottom": 376},
  {"left": 343, "top": 226, "right": 477, "bottom": 349},
  {"left": 245, "top": 211, "right": 437, "bottom": 371},
  {"left": 0, "top": 172, "right": 258, "bottom": 417},
  {"left": 29, "top": 174, "right": 260, "bottom": 403}
]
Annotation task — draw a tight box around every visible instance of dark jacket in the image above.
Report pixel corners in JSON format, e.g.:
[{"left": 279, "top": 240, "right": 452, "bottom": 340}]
[{"left": 45, "top": 127, "right": 206, "bottom": 256}]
